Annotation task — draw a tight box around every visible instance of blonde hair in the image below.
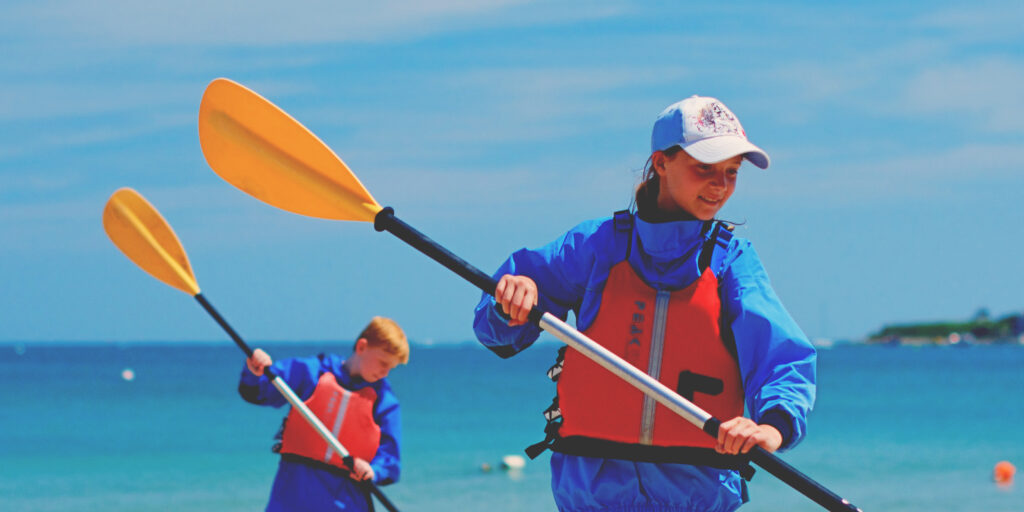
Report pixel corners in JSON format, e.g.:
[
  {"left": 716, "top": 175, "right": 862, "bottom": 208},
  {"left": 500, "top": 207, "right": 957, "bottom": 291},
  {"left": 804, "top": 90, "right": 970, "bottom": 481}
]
[{"left": 356, "top": 316, "right": 409, "bottom": 364}]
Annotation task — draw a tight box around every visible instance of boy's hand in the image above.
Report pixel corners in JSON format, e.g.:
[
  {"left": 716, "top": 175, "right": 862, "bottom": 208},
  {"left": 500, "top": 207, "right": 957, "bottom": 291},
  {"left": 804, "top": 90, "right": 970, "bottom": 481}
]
[
  {"left": 495, "top": 274, "right": 538, "bottom": 327},
  {"left": 349, "top": 457, "right": 375, "bottom": 482},
  {"left": 715, "top": 416, "right": 783, "bottom": 454},
  {"left": 246, "top": 349, "right": 273, "bottom": 376}
]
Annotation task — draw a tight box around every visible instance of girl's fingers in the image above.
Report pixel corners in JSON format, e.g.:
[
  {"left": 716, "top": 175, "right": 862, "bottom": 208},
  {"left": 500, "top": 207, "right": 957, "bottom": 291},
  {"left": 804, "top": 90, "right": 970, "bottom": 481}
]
[
  {"left": 493, "top": 275, "right": 538, "bottom": 325},
  {"left": 717, "top": 417, "right": 759, "bottom": 454},
  {"left": 494, "top": 277, "right": 508, "bottom": 306},
  {"left": 740, "top": 435, "right": 760, "bottom": 454},
  {"left": 511, "top": 285, "right": 530, "bottom": 320},
  {"left": 499, "top": 278, "right": 516, "bottom": 313}
]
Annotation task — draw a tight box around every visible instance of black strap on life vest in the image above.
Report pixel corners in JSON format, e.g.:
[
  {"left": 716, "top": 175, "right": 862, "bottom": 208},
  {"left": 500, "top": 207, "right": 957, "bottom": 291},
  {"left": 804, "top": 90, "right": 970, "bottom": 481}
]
[
  {"left": 612, "top": 209, "right": 633, "bottom": 261},
  {"left": 524, "top": 346, "right": 567, "bottom": 459},
  {"left": 699, "top": 221, "right": 734, "bottom": 273},
  {"left": 555, "top": 438, "right": 756, "bottom": 480},
  {"left": 549, "top": 436, "right": 755, "bottom": 480}
]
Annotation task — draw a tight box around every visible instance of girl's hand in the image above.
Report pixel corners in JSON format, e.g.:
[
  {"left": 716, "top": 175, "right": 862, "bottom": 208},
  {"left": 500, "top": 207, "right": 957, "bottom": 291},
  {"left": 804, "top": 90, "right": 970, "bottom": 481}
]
[
  {"left": 494, "top": 274, "right": 539, "bottom": 327},
  {"left": 715, "top": 416, "right": 783, "bottom": 454},
  {"left": 246, "top": 348, "right": 273, "bottom": 377},
  {"left": 349, "top": 457, "right": 375, "bottom": 482}
]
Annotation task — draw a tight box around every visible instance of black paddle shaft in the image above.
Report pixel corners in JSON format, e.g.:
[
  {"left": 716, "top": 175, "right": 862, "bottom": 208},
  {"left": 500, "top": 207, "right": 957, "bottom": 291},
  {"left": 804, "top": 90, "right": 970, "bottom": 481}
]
[
  {"left": 194, "top": 293, "right": 255, "bottom": 358},
  {"left": 373, "top": 206, "right": 861, "bottom": 512},
  {"left": 191, "top": 293, "right": 401, "bottom": 512},
  {"left": 374, "top": 207, "right": 544, "bottom": 325},
  {"left": 704, "top": 418, "right": 861, "bottom": 512}
]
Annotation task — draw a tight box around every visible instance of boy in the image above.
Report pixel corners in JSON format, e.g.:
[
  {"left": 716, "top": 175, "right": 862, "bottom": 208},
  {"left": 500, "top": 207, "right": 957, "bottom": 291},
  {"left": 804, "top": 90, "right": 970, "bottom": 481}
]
[{"left": 240, "top": 316, "right": 408, "bottom": 512}]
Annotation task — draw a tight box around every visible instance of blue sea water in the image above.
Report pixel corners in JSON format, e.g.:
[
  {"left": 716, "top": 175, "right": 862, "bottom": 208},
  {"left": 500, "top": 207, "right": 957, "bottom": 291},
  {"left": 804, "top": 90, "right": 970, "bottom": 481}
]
[{"left": 1, "top": 341, "right": 1022, "bottom": 511}]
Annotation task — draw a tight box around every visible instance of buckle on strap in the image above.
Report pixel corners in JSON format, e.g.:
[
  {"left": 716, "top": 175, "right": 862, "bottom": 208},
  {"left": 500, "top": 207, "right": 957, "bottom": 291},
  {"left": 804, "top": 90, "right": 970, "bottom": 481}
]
[
  {"left": 524, "top": 420, "right": 562, "bottom": 459},
  {"left": 738, "top": 461, "right": 756, "bottom": 481}
]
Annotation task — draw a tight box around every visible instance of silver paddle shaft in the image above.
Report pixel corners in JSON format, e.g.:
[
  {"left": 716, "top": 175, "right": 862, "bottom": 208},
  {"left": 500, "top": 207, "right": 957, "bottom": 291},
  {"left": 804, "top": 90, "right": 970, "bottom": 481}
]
[
  {"left": 269, "top": 375, "right": 351, "bottom": 458},
  {"left": 538, "top": 312, "right": 712, "bottom": 428}
]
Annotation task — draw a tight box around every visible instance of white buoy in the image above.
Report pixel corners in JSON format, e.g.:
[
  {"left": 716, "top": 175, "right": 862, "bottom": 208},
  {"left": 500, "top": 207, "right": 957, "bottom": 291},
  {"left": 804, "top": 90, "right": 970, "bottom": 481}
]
[
  {"left": 501, "top": 454, "right": 526, "bottom": 470},
  {"left": 121, "top": 368, "right": 135, "bottom": 381}
]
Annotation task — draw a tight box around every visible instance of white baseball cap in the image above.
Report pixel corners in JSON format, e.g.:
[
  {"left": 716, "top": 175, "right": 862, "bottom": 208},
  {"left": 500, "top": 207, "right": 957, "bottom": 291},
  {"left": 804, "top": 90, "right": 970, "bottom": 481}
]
[{"left": 650, "top": 95, "right": 770, "bottom": 169}]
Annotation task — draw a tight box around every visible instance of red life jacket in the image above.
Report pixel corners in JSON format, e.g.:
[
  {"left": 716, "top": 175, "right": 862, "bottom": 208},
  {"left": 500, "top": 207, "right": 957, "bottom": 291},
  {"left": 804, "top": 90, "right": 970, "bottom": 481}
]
[
  {"left": 523, "top": 217, "right": 752, "bottom": 474},
  {"left": 557, "top": 260, "right": 744, "bottom": 450},
  {"left": 278, "top": 372, "right": 381, "bottom": 467}
]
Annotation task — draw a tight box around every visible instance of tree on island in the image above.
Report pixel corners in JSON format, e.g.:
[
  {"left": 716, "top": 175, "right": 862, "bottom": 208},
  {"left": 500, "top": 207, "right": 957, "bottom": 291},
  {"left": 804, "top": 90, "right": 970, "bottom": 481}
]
[{"left": 869, "top": 308, "right": 1023, "bottom": 343}]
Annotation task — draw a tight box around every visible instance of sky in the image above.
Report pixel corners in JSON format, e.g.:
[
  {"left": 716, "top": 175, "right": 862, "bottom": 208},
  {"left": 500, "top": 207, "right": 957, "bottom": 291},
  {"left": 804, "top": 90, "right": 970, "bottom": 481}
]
[{"left": 1, "top": 1, "right": 1022, "bottom": 345}]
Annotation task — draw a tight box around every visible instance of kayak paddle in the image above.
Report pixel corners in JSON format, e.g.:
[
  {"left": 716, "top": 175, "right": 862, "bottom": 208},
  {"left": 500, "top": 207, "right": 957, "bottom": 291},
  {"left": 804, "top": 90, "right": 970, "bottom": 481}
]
[
  {"left": 102, "top": 187, "right": 401, "bottom": 512},
  {"left": 197, "top": 77, "right": 862, "bottom": 512}
]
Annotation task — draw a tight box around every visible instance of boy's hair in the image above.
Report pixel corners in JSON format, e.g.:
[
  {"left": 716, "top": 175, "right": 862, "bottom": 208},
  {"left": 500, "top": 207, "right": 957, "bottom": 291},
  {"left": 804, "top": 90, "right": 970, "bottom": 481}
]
[{"left": 356, "top": 316, "right": 409, "bottom": 364}]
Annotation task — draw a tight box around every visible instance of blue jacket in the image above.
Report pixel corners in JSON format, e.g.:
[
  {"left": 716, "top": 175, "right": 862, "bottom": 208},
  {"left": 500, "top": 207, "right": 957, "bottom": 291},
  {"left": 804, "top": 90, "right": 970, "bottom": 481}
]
[
  {"left": 239, "top": 353, "right": 401, "bottom": 512},
  {"left": 473, "top": 213, "right": 816, "bottom": 512}
]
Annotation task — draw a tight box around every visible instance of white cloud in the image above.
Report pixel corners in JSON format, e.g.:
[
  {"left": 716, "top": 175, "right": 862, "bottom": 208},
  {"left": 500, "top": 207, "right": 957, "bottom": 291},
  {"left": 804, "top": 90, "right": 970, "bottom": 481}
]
[
  {"left": 902, "top": 58, "right": 1024, "bottom": 133},
  {"left": 913, "top": 1, "right": 1024, "bottom": 42},
  {"left": 2, "top": 0, "right": 624, "bottom": 46},
  {"left": 293, "top": 64, "right": 684, "bottom": 155},
  {"left": 740, "top": 141, "right": 1023, "bottom": 205}
]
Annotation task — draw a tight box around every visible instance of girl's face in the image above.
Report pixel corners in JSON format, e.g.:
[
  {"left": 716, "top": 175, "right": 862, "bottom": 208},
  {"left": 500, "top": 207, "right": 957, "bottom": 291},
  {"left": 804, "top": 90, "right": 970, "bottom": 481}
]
[{"left": 654, "top": 150, "right": 742, "bottom": 220}]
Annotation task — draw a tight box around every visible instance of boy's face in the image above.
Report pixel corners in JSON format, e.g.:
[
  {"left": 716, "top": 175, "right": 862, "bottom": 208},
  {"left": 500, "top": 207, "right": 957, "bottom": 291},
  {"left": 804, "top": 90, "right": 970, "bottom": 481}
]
[{"left": 350, "top": 339, "right": 403, "bottom": 382}]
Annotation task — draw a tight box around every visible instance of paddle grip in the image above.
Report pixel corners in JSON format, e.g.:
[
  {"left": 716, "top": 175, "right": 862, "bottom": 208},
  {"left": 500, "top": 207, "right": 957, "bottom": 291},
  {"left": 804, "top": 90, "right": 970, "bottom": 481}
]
[
  {"left": 748, "top": 447, "right": 862, "bottom": 512},
  {"left": 374, "top": 208, "right": 496, "bottom": 292},
  {"left": 374, "top": 208, "right": 545, "bottom": 326},
  {"left": 193, "top": 293, "right": 255, "bottom": 358},
  {"left": 367, "top": 482, "right": 401, "bottom": 512},
  {"left": 703, "top": 417, "right": 859, "bottom": 511}
]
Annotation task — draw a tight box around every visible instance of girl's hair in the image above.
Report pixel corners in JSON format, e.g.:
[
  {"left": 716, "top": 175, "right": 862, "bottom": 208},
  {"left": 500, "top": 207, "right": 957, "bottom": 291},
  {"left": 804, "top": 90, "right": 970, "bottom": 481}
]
[
  {"left": 632, "top": 146, "right": 682, "bottom": 212},
  {"left": 356, "top": 316, "right": 409, "bottom": 364}
]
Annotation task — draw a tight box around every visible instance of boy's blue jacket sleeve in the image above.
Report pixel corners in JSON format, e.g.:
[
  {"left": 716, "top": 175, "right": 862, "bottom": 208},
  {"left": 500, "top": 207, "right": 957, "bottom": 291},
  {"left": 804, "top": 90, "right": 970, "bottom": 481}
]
[
  {"left": 238, "top": 354, "right": 402, "bottom": 484},
  {"left": 368, "top": 381, "right": 401, "bottom": 485},
  {"left": 237, "top": 355, "right": 321, "bottom": 406}
]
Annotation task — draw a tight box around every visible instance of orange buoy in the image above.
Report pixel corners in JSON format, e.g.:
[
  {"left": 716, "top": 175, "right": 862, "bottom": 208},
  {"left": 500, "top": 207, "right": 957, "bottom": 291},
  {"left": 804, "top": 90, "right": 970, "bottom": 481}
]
[{"left": 994, "top": 461, "right": 1015, "bottom": 485}]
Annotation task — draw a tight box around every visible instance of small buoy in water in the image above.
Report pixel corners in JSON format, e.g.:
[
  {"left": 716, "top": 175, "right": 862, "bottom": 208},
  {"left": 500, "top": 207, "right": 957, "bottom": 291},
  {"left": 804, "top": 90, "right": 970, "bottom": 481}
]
[
  {"left": 121, "top": 368, "right": 136, "bottom": 381},
  {"left": 994, "top": 461, "right": 1015, "bottom": 485},
  {"left": 480, "top": 463, "right": 492, "bottom": 473},
  {"left": 501, "top": 454, "right": 525, "bottom": 471}
]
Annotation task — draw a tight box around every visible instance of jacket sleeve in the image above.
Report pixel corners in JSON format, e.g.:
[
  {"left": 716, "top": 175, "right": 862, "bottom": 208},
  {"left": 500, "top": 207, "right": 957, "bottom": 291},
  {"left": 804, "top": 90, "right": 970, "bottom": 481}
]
[
  {"left": 237, "top": 355, "right": 324, "bottom": 406},
  {"left": 369, "top": 383, "right": 402, "bottom": 485},
  {"left": 718, "top": 239, "right": 817, "bottom": 451},
  {"left": 472, "top": 219, "right": 606, "bottom": 356}
]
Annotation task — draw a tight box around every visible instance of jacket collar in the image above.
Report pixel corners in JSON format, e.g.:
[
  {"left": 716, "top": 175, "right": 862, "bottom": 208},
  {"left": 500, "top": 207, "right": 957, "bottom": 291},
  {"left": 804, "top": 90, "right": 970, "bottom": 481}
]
[{"left": 634, "top": 215, "right": 709, "bottom": 261}]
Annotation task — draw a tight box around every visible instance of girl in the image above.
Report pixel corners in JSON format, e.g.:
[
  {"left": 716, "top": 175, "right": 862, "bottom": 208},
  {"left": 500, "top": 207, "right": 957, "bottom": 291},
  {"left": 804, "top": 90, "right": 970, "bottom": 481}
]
[{"left": 472, "top": 96, "right": 816, "bottom": 512}]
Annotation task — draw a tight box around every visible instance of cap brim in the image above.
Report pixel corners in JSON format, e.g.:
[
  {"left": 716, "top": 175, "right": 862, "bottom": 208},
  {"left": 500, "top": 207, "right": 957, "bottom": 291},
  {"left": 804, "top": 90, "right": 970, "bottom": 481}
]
[{"left": 681, "top": 136, "right": 770, "bottom": 169}]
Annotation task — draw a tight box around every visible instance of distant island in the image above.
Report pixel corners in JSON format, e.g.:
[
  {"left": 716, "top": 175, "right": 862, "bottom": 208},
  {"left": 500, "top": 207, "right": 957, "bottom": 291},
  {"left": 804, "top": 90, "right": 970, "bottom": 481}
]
[{"left": 867, "top": 308, "right": 1024, "bottom": 346}]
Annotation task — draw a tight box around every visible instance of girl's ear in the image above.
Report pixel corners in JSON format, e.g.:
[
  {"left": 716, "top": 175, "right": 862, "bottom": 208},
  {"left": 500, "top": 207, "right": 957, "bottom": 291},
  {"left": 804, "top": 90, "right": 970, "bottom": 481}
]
[{"left": 651, "top": 151, "right": 668, "bottom": 178}]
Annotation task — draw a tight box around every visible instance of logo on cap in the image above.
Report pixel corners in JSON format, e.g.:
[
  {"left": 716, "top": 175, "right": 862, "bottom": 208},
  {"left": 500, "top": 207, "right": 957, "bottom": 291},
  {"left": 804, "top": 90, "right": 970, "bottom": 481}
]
[{"left": 689, "top": 102, "right": 744, "bottom": 140}]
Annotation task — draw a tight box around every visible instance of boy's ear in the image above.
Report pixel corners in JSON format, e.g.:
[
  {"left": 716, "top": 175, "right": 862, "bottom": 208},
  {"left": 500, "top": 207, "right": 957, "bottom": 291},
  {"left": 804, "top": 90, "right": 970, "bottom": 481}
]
[{"left": 354, "top": 337, "right": 369, "bottom": 354}]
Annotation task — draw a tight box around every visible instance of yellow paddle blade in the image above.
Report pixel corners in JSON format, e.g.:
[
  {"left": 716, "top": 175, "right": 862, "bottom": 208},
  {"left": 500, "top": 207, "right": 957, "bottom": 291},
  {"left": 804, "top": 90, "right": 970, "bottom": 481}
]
[
  {"left": 198, "top": 78, "right": 382, "bottom": 222},
  {"left": 103, "top": 188, "right": 201, "bottom": 296}
]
